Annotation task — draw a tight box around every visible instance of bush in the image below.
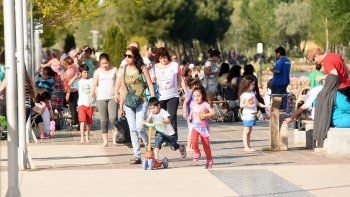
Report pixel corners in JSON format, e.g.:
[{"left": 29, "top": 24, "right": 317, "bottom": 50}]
[
  {"left": 63, "top": 33, "right": 76, "bottom": 53},
  {"left": 103, "top": 25, "right": 127, "bottom": 67}
]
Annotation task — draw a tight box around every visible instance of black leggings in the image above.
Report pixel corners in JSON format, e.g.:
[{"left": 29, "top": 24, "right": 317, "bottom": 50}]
[
  {"left": 68, "top": 91, "right": 79, "bottom": 125},
  {"left": 159, "top": 97, "right": 179, "bottom": 138}
]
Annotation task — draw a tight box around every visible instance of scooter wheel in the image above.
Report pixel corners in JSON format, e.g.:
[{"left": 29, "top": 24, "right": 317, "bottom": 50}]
[
  {"left": 143, "top": 159, "right": 148, "bottom": 170},
  {"left": 148, "top": 159, "right": 154, "bottom": 170},
  {"left": 162, "top": 157, "right": 169, "bottom": 169}
]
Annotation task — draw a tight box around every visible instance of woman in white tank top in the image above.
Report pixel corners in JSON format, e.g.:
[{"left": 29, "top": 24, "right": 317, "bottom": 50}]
[{"left": 90, "top": 53, "right": 118, "bottom": 147}]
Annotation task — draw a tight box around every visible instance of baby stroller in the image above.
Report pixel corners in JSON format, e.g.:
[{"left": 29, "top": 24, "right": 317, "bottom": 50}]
[{"left": 211, "top": 85, "right": 236, "bottom": 122}]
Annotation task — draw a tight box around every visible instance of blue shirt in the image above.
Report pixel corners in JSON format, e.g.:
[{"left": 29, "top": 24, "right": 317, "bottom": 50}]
[{"left": 272, "top": 56, "right": 291, "bottom": 86}]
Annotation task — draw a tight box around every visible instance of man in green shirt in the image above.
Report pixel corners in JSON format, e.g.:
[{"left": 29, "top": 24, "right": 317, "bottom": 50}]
[{"left": 309, "top": 64, "right": 325, "bottom": 88}]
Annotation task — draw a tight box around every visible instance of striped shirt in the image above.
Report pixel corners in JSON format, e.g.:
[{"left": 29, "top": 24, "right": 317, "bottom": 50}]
[{"left": 36, "top": 76, "right": 55, "bottom": 94}]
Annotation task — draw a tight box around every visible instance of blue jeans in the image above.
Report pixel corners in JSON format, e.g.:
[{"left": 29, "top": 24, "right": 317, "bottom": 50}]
[
  {"left": 154, "top": 131, "right": 180, "bottom": 150},
  {"left": 271, "top": 84, "right": 288, "bottom": 110},
  {"left": 124, "top": 101, "right": 149, "bottom": 159}
]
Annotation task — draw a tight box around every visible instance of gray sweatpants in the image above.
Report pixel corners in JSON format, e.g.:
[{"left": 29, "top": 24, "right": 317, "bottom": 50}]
[{"left": 96, "top": 99, "right": 118, "bottom": 133}]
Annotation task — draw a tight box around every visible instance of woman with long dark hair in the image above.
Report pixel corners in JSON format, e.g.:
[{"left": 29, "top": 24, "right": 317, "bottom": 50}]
[{"left": 116, "top": 46, "right": 155, "bottom": 164}]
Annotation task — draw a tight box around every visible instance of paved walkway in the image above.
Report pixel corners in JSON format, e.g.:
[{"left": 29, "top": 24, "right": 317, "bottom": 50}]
[{"left": 1, "top": 110, "right": 350, "bottom": 196}]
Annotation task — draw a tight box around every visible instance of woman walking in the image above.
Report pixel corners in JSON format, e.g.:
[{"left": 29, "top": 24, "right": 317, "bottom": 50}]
[
  {"left": 115, "top": 46, "right": 155, "bottom": 164},
  {"left": 90, "top": 53, "right": 118, "bottom": 147},
  {"left": 153, "top": 47, "right": 186, "bottom": 138}
]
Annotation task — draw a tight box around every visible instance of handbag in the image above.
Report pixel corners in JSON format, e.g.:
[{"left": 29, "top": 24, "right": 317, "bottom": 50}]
[
  {"left": 123, "top": 67, "right": 142, "bottom": 110},
  {"left": 114, "top": 116, "right": 131, "bottom": 144},
  {"left": 141, "top": 73, "right": 160, "bottom": 100}
]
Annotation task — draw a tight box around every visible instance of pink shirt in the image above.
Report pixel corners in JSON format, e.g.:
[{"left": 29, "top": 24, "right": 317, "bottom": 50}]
[
  {"left": 190, "top": 101, "right": 210, "bottom": 137},
  {"left": 64, "top": 64, "right": 79, "bottom": 92}
]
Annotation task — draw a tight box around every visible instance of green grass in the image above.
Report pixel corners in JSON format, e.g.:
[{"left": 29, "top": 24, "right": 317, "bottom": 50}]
[{"left": 261, "top": 147, "right": 270, "bottom": 152}]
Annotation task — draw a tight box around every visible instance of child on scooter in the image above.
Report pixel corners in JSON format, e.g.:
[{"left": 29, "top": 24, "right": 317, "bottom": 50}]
[{"left": 146, "top": 97, "right": 186, "bottom": 167}]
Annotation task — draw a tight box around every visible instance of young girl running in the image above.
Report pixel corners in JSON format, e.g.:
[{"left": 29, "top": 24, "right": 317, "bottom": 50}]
[
  {"left": 238, "top": 75, "right": 265, "bottom": 152},
  {"left": 182, "top": 77, "right": 201, "bottom": 151},
  {"left": 188, "top": 85, "right": 215, "bottom": 169}
]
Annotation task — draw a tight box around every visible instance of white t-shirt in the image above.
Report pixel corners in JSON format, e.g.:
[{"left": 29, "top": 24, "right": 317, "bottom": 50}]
[
  {"left": 154, "top": 62, "right": 180, "bottom": 100},
  {"left": 72, "top": 78, "right": 95, "bottom": 106},
  {"left": 148, "top": 109, "right": 175, "bottom": 136},
  {"left": 240, "top": 91, "right": 257, "bottom": 120},
  {"left": 35, "top": 103, "right": 50, "bottom": 134},
  {"left": 302, "top": 85, "right": 323, "bottom": 119},
  {"left": 96, "top": 67, "right": 117, "bottom": 100}
]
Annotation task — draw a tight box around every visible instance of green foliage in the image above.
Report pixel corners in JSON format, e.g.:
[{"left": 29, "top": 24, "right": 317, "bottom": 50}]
[
  {"left": 129, "top": 36, "right": 148, "bottom": 49},
  {"left": 41, "top": 28, "right": 57, "bottom": 48},
  {"left": 310, "top": 0, "right": 350, "bottom": 49},
  {"left": 275, "top": 0, "right": 310, "bottom": 55},
  {"left": 103, "top": 25, "right": 127, "bottom": 67},
  {"left": 115, "top": 0, "right": 233, "bottom": 46},
  {"left": 63, "top": 33, "right": 76, "bottom": 53},
  {"left": 0, "top": 115, "right": 6, "bottom": 130},
  {"left": 241, "top": 0, "right": 278, "bottom": 48}
]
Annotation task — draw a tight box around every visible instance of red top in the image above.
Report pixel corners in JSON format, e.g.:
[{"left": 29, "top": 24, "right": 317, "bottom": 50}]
[{"left": 323, "top": 53, "right": 350, "bottom": 89}]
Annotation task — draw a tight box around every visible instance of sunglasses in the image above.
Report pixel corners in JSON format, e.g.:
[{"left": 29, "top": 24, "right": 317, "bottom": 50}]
[{"left": 124, "top": 54, "right": 134, "bottom": 58}]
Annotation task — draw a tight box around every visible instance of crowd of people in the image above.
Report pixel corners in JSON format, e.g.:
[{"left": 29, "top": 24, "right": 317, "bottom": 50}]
[{"left": 0, "top": 42, "right": 349, "bottom": 168}]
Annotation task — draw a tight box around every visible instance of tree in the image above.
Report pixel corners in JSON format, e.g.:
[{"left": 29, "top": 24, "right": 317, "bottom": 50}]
[
  {"left": 103, "top": 25, "right": 127, "bottom": 67},
  {"left": 114, "top": 0, "right": 233, "bottom": 60},
  {"left": 275, "top": 1, "right": 311, "bottom": 55},
  {"left": 241, "top": 0, "right": 278, "bottom": 50},
  {"left": 63, "top": 33, "right": 76, "bottom": 53},
  {"left": 309, "top": 0, "right": 350, "bottom": 52},
  {"left": 32, "top": 0, "right": 104, "bottom": 48}
]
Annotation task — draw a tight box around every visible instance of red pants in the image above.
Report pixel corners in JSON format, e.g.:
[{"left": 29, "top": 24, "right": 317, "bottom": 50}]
[{"left": 191, "top": 129, "right": 212, "bottom": 161}]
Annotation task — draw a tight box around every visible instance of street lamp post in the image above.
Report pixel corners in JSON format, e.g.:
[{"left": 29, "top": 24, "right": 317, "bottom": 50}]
[
  {"left": 90, "top": 30, "right": 100, "bottom": 50},
  {"left": 257, "top": 43, "right": 264, "bottom": 82}
]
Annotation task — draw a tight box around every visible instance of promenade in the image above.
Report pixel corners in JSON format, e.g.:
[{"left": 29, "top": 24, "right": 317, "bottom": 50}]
[{"left": 1, "top": 110, "right": 350, "bottom": 196}]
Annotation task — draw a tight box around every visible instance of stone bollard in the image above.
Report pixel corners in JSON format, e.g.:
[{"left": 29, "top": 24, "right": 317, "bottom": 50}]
[
  {"left": 293, "top": 120, "right": 313, "bottom": 149},
  {"left": 270, "top": 94, "right": 288, "bottom": 151}
]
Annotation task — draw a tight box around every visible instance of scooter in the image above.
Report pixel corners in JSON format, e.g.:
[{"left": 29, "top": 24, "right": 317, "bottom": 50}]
[{"left": 142, "top": 121, "right": 169, "bottom": 170}]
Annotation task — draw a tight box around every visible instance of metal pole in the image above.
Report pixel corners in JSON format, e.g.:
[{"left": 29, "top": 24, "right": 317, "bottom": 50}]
[
  {"left": 16, "top": 0, "right": 29, "bottom": 170},
  {"left": 23, "top": 0, "right": 30, "bottom": 74},
  {"left": 3, "top": 0, "right": 20, "bottom": 196},
  {"left": 34, "top": 30, "right": 42, "bottom": 73},
  {"left": 30, "top": 3, "right": 35, "bottom": 80}
]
